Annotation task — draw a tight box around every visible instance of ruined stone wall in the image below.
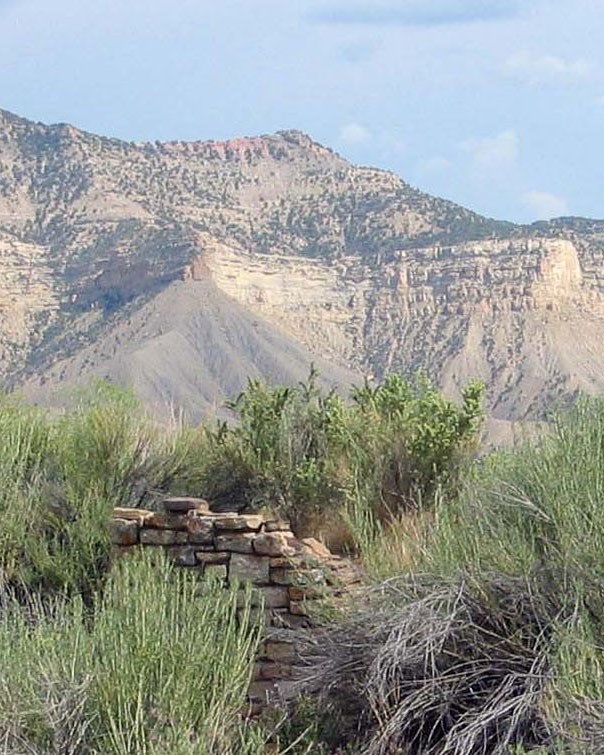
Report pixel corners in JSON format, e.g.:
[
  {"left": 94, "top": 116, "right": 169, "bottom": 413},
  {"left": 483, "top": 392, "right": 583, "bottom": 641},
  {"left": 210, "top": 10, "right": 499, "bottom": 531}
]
[{"left": 109, "top": 496, "right": 360, "bottom": 713}]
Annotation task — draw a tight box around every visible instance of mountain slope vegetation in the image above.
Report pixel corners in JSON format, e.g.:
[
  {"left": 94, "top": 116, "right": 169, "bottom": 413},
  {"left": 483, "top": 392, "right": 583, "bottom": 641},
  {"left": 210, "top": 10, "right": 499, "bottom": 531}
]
[{"left": 1, "top": 108, "right": 604, "bottom": 435}]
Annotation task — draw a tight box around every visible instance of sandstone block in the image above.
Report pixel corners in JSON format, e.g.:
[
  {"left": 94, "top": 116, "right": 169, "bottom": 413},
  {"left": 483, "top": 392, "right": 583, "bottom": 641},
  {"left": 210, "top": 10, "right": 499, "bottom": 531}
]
[
  {"left": 113, "top": 507, "right": 154, "bottom": 523},
  {"left": 140, "top": 529, "right": 188, "bottom": 546},
  {"left": 263, "top": 640, "right": 298, "bottom": 663},
  {"left": 215, "top": 533, "right": 255, "bottom": 553},
  {"left": 253, "top": 532, "right": 296, "bottom": 557},
  {"left": 301, "top": 537, "right": 332, "bottom": 560},
  {"left": 186, "top": 516, "right": 214, "bottom": 544},
  {"left": 261, "top": 586, "right": 290, "bottom": 609},
  {"left": 229, "top": 553, "right": 270, "bottom": 584},
  {"left": 195, "top": 551, "right": 230, "bottom": 565},
  {"left": 214, "top": 514, "right": 264, "bottom": 532},
  {"left": 269, "top": 567, "right": 295, "bottom": 586},
  {"left": 162, "top": 497, "right": 209, "bottom": 513},
  {"left": 109, "top": 518, "right": 139, "bottom": 546},
  {"left": 145, "top": 512, "right": 188, "bottom": 531},
  {"left": 264, "top": 519, "right": 291, "bottom": 532},
  {"left": 204, "top": 564, "right": 228, "bottom": 581}
]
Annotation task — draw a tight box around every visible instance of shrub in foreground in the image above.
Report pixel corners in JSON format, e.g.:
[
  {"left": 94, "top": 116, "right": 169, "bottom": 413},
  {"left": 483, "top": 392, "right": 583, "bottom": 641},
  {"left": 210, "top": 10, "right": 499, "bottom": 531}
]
[
  {"left": 0, "top": 384, "right": 201, "bottom": 596},
  {"left": 302, "top": 573, "right": 561, "bottom": 754},
  {"left": 0, "top": 551, "right": 263, "bottom": 754},
  {"left": 300, "top": 397, "right": 604, "bottom": 753}
]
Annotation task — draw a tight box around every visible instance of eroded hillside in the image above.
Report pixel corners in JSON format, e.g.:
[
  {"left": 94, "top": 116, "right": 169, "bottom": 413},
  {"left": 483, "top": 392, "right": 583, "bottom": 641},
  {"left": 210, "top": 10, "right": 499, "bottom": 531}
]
[{"left": 1, "top": 107, "right": 603, "bottom": 430}]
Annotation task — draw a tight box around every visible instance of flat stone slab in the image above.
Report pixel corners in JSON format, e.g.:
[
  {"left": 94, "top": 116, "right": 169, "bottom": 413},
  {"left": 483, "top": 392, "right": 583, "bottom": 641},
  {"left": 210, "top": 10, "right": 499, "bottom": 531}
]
[
  {"left": 230, "top": 553, "right": 270, "bottom": 585},
  {"left": 162, "top": 497, "right": 210, "bottom": 513},
  {"left": 214, "top": 514, "right": 264, "bottom": 531},
  {"left": 113, "top": 507, "right": 153, "bottom": 522},
  {"left": 140, "top": 529, "right": 188, "bottom": 546},
  {"left": 253, "top": 532, "right": 296, "bottom": 557}
]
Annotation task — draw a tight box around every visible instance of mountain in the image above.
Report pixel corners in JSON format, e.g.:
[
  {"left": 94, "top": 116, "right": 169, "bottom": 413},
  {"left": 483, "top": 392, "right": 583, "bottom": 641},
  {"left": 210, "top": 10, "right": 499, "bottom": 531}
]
[{"left": 1, "top": 108, "right": 604, "bottom": 437}]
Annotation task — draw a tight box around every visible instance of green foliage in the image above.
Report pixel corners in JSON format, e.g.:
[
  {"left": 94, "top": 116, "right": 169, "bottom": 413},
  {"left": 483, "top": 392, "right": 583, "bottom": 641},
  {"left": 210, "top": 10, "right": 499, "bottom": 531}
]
[
  {"left": 423, "top": 396, "right": 604, "bottom": 738},
  {"left": 198, "top": 369, "right": 484, "bottom": 543},
  {"left": 0, "top": 384, "right": 200, "bottom": 596},
  {"left": 322, "top": 394, "right": 604, "bottom": 751},
  {"left": 259, "top": 696, "right": 354, "bottom": 754},
  {"left": 0, "top": 372, "right": 484, "bottom": 593},
  {"left": 0, "top": 551, "right": 262, "bottom": 754},
  {"left": 423, "top": 395, "right": 604, "bottom": 586},
  {"left": 0, "top": 374, "right": 485, "bottom": 752}
]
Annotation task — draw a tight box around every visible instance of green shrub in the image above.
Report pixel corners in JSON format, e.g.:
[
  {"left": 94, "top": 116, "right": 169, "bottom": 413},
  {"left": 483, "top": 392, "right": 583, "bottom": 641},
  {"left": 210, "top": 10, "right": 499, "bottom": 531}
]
[
  {"left": 423, "top": 395, "right": 604, "bottom": 585},
  {"left": 0, "top": 372, "right": 483, "bottom": 589},
  {"left": 419, "top": 396, "right": 604, "bottom": 744},
  {"left": 0, "top": 384, "right": 203, "bottom": 596},
  {"left": 0, "top": 551, "right": 262, "bottom": 754},
  {"left": 303, "top": 396, "right": 604, "bottom": 752},
  {"left": 350, "top": 373, "right": 483, "bottom": 508},
  {"left": 196, "top": 370, "right": 484, "bottom": 545}
]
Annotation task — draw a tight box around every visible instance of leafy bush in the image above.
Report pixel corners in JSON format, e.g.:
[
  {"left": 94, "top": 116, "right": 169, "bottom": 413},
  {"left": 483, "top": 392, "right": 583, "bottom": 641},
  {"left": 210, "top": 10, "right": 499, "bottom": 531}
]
[
  {"left": 196, "top": 370, "right": 484, "bottom": 546},
  {"left": 0, "top": 372, "right": 483, "bottom": 590},
  {"left": 0, "top": 551, "right": 263, "bottom": 755},
  {"left": 0, "top": 373, "right": 486, "bottom": 753},
  {"left": 424, "top": 395, "right": 604, "bottom": 584}
]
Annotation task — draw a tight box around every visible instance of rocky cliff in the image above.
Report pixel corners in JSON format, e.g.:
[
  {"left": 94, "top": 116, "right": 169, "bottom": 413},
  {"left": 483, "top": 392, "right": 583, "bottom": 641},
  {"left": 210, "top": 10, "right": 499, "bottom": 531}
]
[{"left": 1, "top": 108, "right": 603, "bottom": 437}]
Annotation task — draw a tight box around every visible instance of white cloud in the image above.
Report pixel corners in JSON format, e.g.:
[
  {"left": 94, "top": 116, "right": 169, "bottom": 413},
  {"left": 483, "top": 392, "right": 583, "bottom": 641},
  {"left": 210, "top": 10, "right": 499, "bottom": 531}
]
[
  {"left": 339, "top": 122, "right": 371, "bottom": 144},
  {"left": 522, "top": 190, "right": 569, "bottom": 220},
  {"left": 461, "top": 129, "right": 519, "bottom": 172},
  {"left": 504, "top": 52, "right": 594, "bottom": 85}
]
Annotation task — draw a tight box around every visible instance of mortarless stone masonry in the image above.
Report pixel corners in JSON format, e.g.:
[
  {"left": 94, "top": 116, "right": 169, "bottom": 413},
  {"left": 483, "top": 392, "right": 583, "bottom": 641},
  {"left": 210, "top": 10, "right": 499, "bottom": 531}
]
[{"left": 109, "top": 497, "right": 361, "bottom": 714}]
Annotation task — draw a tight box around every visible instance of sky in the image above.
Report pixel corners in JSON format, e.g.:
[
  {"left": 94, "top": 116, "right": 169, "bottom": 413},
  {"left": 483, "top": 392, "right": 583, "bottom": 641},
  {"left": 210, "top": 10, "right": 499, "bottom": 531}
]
[{"left": 0, "top": 0, "right": 602, "bottom": 223}]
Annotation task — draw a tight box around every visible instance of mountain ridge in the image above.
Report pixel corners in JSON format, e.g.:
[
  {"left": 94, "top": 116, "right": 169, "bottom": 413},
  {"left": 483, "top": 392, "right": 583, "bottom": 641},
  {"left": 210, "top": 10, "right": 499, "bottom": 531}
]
[{"left": 1, "top": 107, "right": 604, "bottom": 439}]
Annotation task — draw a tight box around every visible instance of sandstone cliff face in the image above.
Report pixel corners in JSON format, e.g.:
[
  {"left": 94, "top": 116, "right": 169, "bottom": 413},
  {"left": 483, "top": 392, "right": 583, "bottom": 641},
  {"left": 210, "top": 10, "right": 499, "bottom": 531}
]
[
  {"left": 204, "top": 233, "right": 604, "bottom": 422},
  {"left": 1, "top": 107, "right": 603, "bottom": 435}
]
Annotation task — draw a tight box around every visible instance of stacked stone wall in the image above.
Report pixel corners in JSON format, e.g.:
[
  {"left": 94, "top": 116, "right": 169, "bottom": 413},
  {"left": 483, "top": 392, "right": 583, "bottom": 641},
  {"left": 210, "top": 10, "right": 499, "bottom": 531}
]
[{"left": 109, "top": 496, "right": 360, "bottom": 712}]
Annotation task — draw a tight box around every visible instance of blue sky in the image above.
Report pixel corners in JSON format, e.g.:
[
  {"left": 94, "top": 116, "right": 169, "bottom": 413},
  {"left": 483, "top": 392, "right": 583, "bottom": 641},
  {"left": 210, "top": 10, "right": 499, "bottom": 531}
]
[{"left": 0, "top": 0, "right": 601, "bottom": 222}]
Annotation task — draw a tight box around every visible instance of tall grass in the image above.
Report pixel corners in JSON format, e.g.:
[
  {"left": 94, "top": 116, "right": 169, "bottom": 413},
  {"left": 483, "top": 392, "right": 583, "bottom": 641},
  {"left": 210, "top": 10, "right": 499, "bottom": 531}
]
[
  {"left": 422, "top": 396, "right": 604, "bottom": 582},
  {"left": 0, "top": 551, "right": 263, "bottom": 755},
  {"left": 419, "top": 396, "right": 604, "bottom": 742},
  {"left": 0, "top": 384, "right": 206, "bottom": 596},
  {"left": 0, "top": 372, "right": 483, "bottom": 594},
  {"left": 0, "top": 374, "right": 486, "bottom": 753},
  {"left": 302, "top": 397, "right": 604, "bottom": 753}
]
